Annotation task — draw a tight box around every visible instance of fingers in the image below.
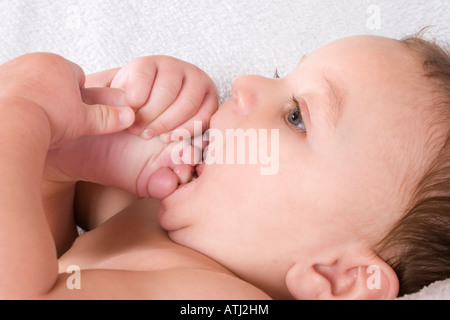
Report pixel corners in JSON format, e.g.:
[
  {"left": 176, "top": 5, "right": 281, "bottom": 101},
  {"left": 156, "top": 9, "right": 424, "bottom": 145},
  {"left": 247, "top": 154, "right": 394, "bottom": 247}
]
[
  {"left": 81, "top": 87, "right": 127, "bottom": 107},
  {"left": 110, "top": 57, "right": 158, "bottom": 136},
  {"left": 143, "top": 81, "right": 218, "bottom": 139},
  {"left": 82, "top": 103, "right": 135, "bottom": 136},
  {"left": 126, "top": 60, "right": 186, "bottom": 136},
  {"left": 85, "top": 68, "right": 121, "bottom": 88},
  {"left": 80, "top": 87, "right": 134, "bottom": 136},
  {"left": 112, "top": 56, "right": 218, "bottom": 139},
  {"left": 165, "top": 90, "right": 218, "bottom": 139},
  {"left": 71, "top": 60, "right": 87, "bottom": 89},
  {"left": 106, "top": 55, "right": 218, "bottom": 159},
  {"left": 110, "top": 57, "right": 158, "bottom": 109}
]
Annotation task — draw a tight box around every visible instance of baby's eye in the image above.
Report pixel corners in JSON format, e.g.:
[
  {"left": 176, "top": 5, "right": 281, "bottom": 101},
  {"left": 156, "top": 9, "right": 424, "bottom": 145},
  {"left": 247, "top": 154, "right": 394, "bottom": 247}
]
[{"left": 286, "top": 105, "right": 306, "bottom": 132}]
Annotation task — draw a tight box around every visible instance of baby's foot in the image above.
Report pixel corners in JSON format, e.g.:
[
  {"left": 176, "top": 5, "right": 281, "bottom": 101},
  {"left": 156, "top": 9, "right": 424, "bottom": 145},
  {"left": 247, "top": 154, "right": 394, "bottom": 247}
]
[{"left": 45, "top": 131, "right": 192, "bottom": 198}]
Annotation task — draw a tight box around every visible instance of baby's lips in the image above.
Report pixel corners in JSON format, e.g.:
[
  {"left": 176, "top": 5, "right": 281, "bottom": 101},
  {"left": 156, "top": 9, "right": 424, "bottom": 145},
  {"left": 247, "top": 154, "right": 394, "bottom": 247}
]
[{"left": 196, "top": 162, "right": 205, "bottom": 177}]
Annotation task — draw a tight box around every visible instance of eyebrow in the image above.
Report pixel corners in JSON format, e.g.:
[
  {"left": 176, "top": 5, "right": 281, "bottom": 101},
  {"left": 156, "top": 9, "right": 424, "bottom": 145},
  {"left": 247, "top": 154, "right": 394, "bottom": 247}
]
[
  {"left": 322, "top": 76, "right": 345, "bottom": 130},
  {"left": 298, "top": 54, "right": 345, "bottom": 130}
]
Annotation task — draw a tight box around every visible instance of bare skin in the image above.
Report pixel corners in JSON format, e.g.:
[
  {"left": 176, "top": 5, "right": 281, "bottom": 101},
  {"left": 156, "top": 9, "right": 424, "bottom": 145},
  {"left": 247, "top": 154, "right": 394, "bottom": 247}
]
[
  {"left": 1, "top": 36, "right": 438, "bottom": 300},
  {"left": 54, "top": 193, "right": 269, "bottom": 299}
]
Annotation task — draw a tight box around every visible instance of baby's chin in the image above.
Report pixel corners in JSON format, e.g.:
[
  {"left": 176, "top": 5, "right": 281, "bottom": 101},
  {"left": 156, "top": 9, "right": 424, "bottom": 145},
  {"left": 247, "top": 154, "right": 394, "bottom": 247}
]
[
  {"left": 157, "top": 181, "right": 197, "bottom": 232},
  {"left": 160, "top": 161, "right": 205, "bottom": 210}
]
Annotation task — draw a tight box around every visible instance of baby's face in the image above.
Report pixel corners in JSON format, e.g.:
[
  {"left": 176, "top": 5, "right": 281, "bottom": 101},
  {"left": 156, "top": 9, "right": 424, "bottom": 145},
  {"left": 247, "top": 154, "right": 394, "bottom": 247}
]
[{"left": 159, "top": 36, "right": 434, "bottom": 298}]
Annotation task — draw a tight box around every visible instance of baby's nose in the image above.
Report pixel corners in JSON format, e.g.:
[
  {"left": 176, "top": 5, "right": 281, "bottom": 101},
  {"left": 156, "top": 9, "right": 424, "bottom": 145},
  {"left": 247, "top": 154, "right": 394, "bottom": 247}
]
[{"left": 231, "top": 75, "right": 273, "bottom": 115}]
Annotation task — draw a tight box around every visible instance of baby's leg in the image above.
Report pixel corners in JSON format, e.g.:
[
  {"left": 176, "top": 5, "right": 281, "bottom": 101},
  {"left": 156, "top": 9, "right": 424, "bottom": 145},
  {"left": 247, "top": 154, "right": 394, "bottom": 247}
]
[
  {"left": 74, "top": 182, "right": 139, "bottom": 231},
  {"left": 42, "top": 179, "right": 79, "bottom": 257},
  {"left": 45, "top": 130, "right": 198, "bottom": 253},
  {"left": 46, "top": 127, "right": 202, "bottom": 199},
  {"left": 46, "top": 132, "right": 172, "bottom": 195},
  {"left": 44, "top": 132, "right": 165, "bottom": 255}
]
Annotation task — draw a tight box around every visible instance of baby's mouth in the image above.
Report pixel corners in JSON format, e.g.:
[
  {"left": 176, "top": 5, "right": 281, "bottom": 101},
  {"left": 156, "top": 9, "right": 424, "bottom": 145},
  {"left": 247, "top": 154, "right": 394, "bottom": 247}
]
[
  {"left": 195, "top": 162, "right": 205, "bottom": 177},
  {"left": 175, "top": 161, "right": 204, "bottom": 191},
  {"left": 174, "top": 129, "right": 209, "bottom": 190}
]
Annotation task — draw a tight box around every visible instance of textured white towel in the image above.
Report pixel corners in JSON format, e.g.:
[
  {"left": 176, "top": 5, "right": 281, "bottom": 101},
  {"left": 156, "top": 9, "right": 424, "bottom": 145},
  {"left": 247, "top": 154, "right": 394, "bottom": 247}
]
[
  {"left": 0, "top": 0, "right": 449, "bottom": 300},
  {"left": 398, "top": 278, "right": 450, "bottom": 300},
  {"left": 1, "top": 0, "right": 448, "bottom": 104}
]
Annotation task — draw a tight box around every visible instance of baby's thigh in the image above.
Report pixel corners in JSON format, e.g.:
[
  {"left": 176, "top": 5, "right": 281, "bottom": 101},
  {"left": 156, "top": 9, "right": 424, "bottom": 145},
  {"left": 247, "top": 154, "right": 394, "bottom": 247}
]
[{"left": 74, "top": 182, "right": 139, "bottom": 231}]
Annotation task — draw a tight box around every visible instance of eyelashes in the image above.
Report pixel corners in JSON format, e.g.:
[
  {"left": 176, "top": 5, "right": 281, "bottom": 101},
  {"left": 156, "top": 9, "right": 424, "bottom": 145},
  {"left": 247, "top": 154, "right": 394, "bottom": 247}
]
[
  {"left": 274, "top": 68, "right": 280, "bottom": 79},
  {"left": 273, "top": 68, "right": 307, "bottom": 134},
  {"left": 286, "top": 95, "right": 307, "bottom": 134}
]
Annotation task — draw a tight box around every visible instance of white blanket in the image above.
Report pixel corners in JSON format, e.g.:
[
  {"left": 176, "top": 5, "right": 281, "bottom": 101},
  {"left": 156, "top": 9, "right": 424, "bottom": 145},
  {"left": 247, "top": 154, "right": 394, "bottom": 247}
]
[{"left": 0, "top": 0, "right": 449, "bottom": 300}]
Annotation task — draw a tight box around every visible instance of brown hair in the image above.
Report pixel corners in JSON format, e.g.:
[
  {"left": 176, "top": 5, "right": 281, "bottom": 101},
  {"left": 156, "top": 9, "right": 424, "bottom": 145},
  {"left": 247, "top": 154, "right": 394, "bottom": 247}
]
[{"left": 377, "top": 30, "right": 450, "bottom": 296}]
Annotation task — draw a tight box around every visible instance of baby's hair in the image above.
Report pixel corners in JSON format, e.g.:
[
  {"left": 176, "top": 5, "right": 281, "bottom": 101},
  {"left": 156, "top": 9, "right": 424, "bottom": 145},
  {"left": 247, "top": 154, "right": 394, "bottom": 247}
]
[{"left": 377, "top": 29, "right": 450, "bottom": 296}]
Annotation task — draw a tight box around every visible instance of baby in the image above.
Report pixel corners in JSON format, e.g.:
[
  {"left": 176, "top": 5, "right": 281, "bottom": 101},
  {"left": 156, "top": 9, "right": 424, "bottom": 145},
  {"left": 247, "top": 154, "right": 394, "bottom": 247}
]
[{"left": 0, "top": 33, "right": 449, "bottom": 299}]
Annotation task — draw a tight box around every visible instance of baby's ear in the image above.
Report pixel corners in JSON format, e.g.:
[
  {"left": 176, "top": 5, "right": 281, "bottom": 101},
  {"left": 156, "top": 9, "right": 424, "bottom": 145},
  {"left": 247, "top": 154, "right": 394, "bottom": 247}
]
[{"left": 285, "top": 251, "right": 399, "bottom": 300}]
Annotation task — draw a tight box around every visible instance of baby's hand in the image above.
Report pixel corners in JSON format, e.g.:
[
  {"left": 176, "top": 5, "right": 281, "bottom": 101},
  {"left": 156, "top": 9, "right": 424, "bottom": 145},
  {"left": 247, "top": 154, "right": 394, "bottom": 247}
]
[
  {"left": 0, "top": 53, "right": 135, "bottom": 148},
  {"left": 109, "top": 56, "right": 218, "bottom": 139}
]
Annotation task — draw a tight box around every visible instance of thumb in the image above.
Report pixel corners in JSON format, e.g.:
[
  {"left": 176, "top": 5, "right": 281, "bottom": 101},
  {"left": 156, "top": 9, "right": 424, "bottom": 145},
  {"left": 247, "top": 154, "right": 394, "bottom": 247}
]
[{"left": 83, "top": 104, "right": 135, "bottom": 136}]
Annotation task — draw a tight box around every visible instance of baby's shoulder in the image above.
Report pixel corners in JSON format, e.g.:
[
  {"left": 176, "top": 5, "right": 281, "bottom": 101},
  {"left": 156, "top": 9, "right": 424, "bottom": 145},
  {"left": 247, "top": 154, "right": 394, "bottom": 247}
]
[
  {"left": 159, "top": 268, "right": 272, "bottom": 300},
  {"left": 43, "top": 268, "right": 271, "bottom": 300}
]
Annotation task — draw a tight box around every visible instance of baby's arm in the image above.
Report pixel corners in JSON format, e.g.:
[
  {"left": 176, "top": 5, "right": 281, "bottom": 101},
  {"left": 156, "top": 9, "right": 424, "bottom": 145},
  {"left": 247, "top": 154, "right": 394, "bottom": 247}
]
[
  {"left": 0, "top": 53, "right": 134, "bottom": 298},
  {"left": 0, "top": 99, "right": 57, "bottom": 298}
]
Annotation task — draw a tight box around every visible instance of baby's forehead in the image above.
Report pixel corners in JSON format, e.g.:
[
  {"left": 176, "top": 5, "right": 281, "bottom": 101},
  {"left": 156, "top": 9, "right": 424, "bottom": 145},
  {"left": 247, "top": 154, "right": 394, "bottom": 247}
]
[
  {"left": 298, "top": 36, "right": 429, "bottom": 121},
  {"left": 305, "top": 36, "right": 418, "bottom": 73},
  {"left": 308, "top": 37, "right": 436, "bottom": 184},
  {"left": 314, "top": 36, "right": 430, "bottom": 102}
]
